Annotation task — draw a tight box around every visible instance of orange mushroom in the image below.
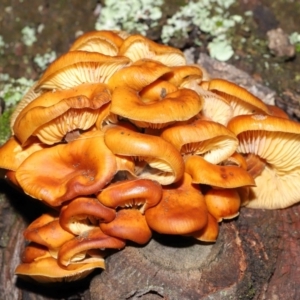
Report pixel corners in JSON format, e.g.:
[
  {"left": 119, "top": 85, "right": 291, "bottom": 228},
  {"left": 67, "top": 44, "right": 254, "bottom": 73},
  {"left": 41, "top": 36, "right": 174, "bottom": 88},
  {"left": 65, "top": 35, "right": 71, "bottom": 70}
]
[
  {"left": 104, "top": 125, "right": 184, "bottom": 185},
  {"left": 145, "top": 173, "right": 208, "bottom": 235},
  {"left": 97, "top": 178, "right": 162, "bottom": 213},
  {"left": 16, "top": 131, "right": 117, "bottom": 206},
  {"left": 59, "top": 197, "right": 116, "bottom": 235}
]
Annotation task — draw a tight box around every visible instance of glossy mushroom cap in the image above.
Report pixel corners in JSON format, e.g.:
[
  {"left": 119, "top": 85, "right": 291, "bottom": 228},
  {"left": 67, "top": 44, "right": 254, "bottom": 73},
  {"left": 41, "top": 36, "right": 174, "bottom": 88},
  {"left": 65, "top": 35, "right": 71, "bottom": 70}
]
[
  {"left": 228, "top": 114, "right": 300, "bottom": 209},
  {"left": 16, "top": 131, "right": 117, "bottom": 206},
  {"left": 145, "top": 173, "right": 208, "bottom": 235},
  {"left": 104, "top": 125, "right": 185, "bottom": 185}
]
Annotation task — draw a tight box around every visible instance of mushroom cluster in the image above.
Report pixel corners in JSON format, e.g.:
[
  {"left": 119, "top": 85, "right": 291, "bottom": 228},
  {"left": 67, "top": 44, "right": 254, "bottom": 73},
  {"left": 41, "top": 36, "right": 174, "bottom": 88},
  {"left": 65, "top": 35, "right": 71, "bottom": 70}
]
[{"left": 1, "top": 30, "right": 300, "bottom": 282}]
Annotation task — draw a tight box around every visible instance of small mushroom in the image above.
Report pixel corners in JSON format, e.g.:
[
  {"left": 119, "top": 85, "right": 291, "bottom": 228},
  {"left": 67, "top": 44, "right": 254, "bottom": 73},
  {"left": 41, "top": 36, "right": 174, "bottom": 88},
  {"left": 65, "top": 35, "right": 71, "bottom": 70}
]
[{"left": 97, "top": 178, "right": 162, "bottom": 213}]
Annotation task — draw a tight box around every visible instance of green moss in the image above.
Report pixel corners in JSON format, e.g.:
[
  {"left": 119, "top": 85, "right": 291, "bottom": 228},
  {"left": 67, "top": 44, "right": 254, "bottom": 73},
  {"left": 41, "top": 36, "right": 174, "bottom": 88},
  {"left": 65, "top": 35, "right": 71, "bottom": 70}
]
[{"left": 0, "top": 108, "right": 13, "bottom": 145}]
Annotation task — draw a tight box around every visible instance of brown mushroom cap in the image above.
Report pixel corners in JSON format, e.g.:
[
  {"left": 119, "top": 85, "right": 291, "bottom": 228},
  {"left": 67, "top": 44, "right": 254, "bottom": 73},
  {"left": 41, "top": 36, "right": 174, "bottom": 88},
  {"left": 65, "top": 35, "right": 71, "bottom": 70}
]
[
  {"left": 107, "top": 59, "right": 171, "bottom": 91},
  {"left": 23, "top": 215, "right": 75, "bottom": 249},
  {"left": 160, "top": 119, "right": 238, "bottom": 164},
  {"left": 189, "top": 213, "right": 219, "bottom": 242},
  {"left": 100, "top": 209, "right": 152, "bottom": 244},
  {"left": 21, "top": 242, "right": 51, "bottom": 263},
  {"left": 204, "top": 188, "right": 241, "bottom": 222},
  {"left": 97, "top": 178, "right": 162, "bottom": 213},
  {"left": 16, "top": 131, "right": 117, "bottom": 206},
  {"left": 201, "top": 79, "right": 270, "bottom": 116},
  {"left": 35, "top": 51, "right": 131, "bottom": 92},
  {"left": 59, "top": 197, "right": 116, "bottom": 235},
  {"left": 104, "top": 125, "right": 185, "bottom": 185},
  {"left": 185, "top": 155, "right": 255, "bottom": 188},
  {"left": 13, "top": 83, "right": 111, "bottom": 145},
  {"left": 111, "top": 87, "right": 203, "bottom": 129},
  {"left": 119, "top": 34, "right": 186, "bottom": 66},
  {"left": 227, "top": 114, "right": 300, "bottom": 209},
  {"left": 145, "top": 173, "right": 208, "bottom": 235},
  {"left": 57, "top": 227, "right": 125, "bottom": 266},
  {"left": 15, "top": 256, "right": 105, "bottom": 283}
]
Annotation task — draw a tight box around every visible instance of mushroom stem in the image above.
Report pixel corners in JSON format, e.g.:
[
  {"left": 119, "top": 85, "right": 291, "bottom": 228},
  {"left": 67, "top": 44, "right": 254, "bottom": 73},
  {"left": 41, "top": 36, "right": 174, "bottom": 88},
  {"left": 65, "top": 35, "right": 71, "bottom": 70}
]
[{"left": 245, "top": 153, "right": 266, "bottom": 178}]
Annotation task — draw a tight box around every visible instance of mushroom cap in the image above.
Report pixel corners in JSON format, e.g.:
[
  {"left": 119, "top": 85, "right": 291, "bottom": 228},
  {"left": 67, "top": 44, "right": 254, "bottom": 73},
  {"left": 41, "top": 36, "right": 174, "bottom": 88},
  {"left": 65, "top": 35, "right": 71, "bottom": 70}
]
[
  {"left": 15, "top": 256, "right": 105, "bottom": 283},
  {"left": 107, "top": 59, "right": 171, "bottom": 91},
  {"left": 139, "top": 79, "right": 178, "bottom": 103},
  {"left": 97, "top": 178, "right": 162, "bottom": 213},
  {"left": 227, "top": 114, "right": 300, "bottom": 209},
  {"left": 21, "top": 242, "right": 51, "bottom": 263},
  {"left": 69, "top": 31, "right": 122, "bottom": 55},
  {"left": 119, "top": 34, "right": 186, "bottom": 66},
  {"left": 145, "top": 173, "right": 208, "bottom": 235},
  {"left": 35, "top": 51, "right": 131, "bottom": 91},
  {"left": 160, "top": 119, "right": 238, "bottom": 164},
  {"left": 162, "top": 65, "right": 203, "bottom": 87},
  {"left": 23, "top": 215, "right": 75, "bottom": 249},
  {"left": 100, "top": 209, "right": 152, "bottom": 244},
  {"left": 110, "top": 87, "right": 203, "bottom": 129},
  {"left": 204, "top": 188, "right": 241, "bottom": 222},
  {"left": 13, "top": 83, "right": 111, "bottom": 145},
  {"left": 189, "top": 213, "right": 219, "bottom": 242},
  {"left": 185, "top": 155, "right": 255, "bottom": 188},
  {"left": 57, "top": 227, "right": 125, "bottom": 266},
  {"left": 16, "top": 131, "right": 117, "bottom": 206},
  {"left": 104, "top": 125, "right": 185, "bottom": 185},
  {"left": 0, "top": 136, "right": 46, "bottom": 170},
  {"left": 59, "top": 197, "right": 116, "bottom": 235},
  {"left": 192, "top": 85, "right": 233, "bottom": 126},
  {"left": 201, "top": 79, "right": 270, "bottom": 116}
]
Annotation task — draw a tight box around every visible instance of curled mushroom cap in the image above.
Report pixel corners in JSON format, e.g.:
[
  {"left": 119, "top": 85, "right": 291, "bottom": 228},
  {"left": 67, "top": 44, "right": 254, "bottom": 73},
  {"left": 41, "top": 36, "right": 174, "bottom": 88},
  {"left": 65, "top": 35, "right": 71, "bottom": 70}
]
[
  {"left": 160, "top": 119, "right": 238, "bottom": 164},
  {"left": 13, "top": 83, "right": 111, "bottom": 145},
  {"left": 204, "top": 188, "right": 241, "bottom": 222},
  {"left": 145, "top": 173, "right": 208, "bottom": 235},
  {"left": 58, "top": 227, "right": 125, "bottom": 266},
  {"left": 100, "top": 209, "right": 152, "bottom": 244},
  {"left": 185, "top": 156, "right": 255, "bottom": 188},
  {"left": 227, "top": 114, "right": 300, "bottom": 209},
  {"left": 35, "top": 51, "right": 131, "bottom": 91},
  {"left": 104, "top": 125, "right": 184, "bottom": 185},
  {"left": 97, "top": 179, "right": 162, "bottom": 213},
  {"left": 119, "top": 34, "right": 186, "bottom": 66},
  {"left": 111, "top": 87, "right": 203, "bottom": 129},
  {"left": 15, "top": 256, "right": 105, "bottom": 283},
  {"left": 59, "top": 197, "right": 116, "bottom": 235},
  {"left": 0, "top": 136, "right": 46, "bottom": 170},
  {"left": 201, "top": 79, "right": 270, "bottom": 116},
  {"left": 107, "top": 59, "right": 171, "bottom": 91},
  {"left": 16, "top": 131, "right": 117, "bottom": 206}
]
